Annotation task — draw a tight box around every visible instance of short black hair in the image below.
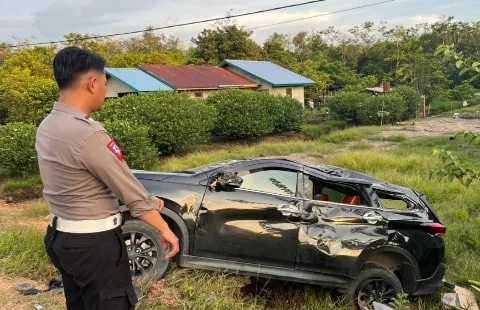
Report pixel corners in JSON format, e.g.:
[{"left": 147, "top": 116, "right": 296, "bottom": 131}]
[{"left": 53, "top": 46, "right": 106, "bottom": 90}]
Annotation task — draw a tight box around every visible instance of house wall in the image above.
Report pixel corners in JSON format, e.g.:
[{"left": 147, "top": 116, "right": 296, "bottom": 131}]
[
  {"left": 224, "top": 66, "right": 305, "bottom": 103},
  {"left": 180, "top": 90, "right": 215, "bottom": 99},
  {"left": 106, "top": 78, "right": 136, "bottom": 98}
]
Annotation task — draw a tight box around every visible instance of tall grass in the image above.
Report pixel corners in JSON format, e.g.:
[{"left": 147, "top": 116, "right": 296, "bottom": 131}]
[
  {"left": 154, "top": 141, "right": 336, "bottom": 172},
  {"left": 0, "top": 226, "right": 56, "bottom": 280},
  {"left": 301, "top": 120, "right": 347, "bottom": 138},
  {"left": 318, "top": 126, "right": 381, "bottom": 143},
  {"left": 14, "top": 200, "right": 50, "bottom": 219}
]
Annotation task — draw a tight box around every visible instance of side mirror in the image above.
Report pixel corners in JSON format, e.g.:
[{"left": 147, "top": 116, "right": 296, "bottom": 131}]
[
  {"left": 210, "top": 171, "right": 243, "bottom": 191},
  {"left": 277, "top": 204, "right": 300, "bottom": 216}
]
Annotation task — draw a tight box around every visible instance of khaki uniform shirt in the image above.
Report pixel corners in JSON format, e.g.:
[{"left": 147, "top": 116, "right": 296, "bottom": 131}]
[{"left": 35, "top": 102, "right": 158, "bottom": 220}]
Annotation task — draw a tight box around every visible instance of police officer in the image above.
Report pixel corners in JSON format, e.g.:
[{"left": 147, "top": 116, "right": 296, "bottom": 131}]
[{"left": 35, "top": 47, "right": 179, "bottom": 310}]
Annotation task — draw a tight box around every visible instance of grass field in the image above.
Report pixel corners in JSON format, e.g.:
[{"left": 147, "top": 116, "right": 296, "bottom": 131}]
[{"left": 1, "top": 124, "right": 479, "bottom": 309}]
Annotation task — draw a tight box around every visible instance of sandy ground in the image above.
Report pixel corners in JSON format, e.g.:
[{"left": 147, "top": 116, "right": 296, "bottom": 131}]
[
  {"left": 1, "top": 116, "right": 479, "bottom": 309},
  {"left": 382, "top": 116, "right": 480, "bottom": 138}
]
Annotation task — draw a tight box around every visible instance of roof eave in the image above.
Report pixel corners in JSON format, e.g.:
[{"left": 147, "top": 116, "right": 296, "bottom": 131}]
[
  {"left": 106, "top": 71, "right": 141, "bottom": 92},
  {"left": 271, "top": 82, "right": 317, "bottom": 87},
  {"left": 223, "top": 61, "right": 316, "bottom": 87}
]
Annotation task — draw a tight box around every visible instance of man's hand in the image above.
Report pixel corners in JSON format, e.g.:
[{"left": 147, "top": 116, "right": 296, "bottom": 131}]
[
  {"left": 159, "top": 229, "right": 180, "bottom": 259},
  {"left": 138, "top": 209, "right": 180, "bottom": 260},
  {"left": 158, "top": 198, "right": 164, "bottom": 212}
]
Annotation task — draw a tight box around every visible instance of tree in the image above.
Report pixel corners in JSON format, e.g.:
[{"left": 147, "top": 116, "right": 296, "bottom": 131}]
[
  {"left": 263, "top": 33, "right": 294, "bottom": 67},
  {"left": 0, "top": 68, "right": 58, "bottom": 125},
  {"left": 191, "top": 21, "right": 264, "bottom": 65},
  {"left": 0, "top": 43, "right": 11, "bottom": 64},
  {"left": 431, "top": 45, "right": 480, "bottom": 186},
  {"left": 1, "top": 46, "right": 56, "bottom": 78}
]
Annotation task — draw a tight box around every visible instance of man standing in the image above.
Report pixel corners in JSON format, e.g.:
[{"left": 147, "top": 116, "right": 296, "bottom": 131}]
[{"left": 35, "top": 47, "right": 179, "bottom": 310}]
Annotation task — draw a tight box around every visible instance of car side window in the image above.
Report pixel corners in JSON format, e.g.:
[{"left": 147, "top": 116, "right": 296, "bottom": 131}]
[
  {"left": 376, "top": 191, "right": 410, "bottom": 210},
  {"left": 238, "top": 168, "right": 297, "bottom": 196},
  {"left": 308, "top": 177, "right": 363, "bottom": 205}
]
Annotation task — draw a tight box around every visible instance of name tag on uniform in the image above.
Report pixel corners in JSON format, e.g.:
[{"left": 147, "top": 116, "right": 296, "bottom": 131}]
[{"left": 107, "top": 140, "right": 124, "bottom": 161}]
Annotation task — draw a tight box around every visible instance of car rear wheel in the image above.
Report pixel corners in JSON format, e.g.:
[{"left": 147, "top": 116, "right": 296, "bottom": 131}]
[
  {"left": 346, "top": 266, "right": 403, "bottom": 309},
  {"left": 121, "top": 220, "right": 171, "bottom": 280}
]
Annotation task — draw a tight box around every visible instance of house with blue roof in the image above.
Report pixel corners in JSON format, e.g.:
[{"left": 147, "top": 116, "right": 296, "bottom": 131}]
[
  {"left": 220, "top": 60, "right": 316, "bottom": 103},
  {"left": 105, "top": 68, "right": 173, "bottom": 98}
]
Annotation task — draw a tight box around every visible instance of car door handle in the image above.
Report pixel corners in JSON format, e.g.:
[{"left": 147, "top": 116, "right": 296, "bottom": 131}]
[
  {"left": 363, "top": 212, "right": 384, "bottom": 224},
  {"left": 198, "top": 205, "right": 209, "bottom": 215}
]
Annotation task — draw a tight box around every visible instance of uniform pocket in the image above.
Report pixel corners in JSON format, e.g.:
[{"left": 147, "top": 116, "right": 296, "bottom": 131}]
[
  {"left": 114, "top": 228, "right": 127, "bottom": 266},
  {"left": 99, "top": 286, "right": 138, "bottom": 309}
]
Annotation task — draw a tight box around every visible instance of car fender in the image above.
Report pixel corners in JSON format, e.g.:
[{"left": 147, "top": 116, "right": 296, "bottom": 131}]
[
  {"left": 120, "top": 202, "right": 190, "bottom": 257},
  {"left": 354, "top": 245, "right": 420, "bottom": 294}
]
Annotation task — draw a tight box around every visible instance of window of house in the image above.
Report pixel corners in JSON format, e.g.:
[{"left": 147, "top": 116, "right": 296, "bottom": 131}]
[
  {"left": 286, "top": 88, "right": 293, "bottom": 98},
  {"left": 194, "top": 91, "right": 203, "bottom": 98},
  {"left": 237, "top": 168, "right": 297, "bottom": 196}
]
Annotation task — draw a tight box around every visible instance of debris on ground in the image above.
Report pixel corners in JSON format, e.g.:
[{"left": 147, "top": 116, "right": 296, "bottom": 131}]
[
  {"left": 372, "top": 302, "right": 394, "bottom": 310},
  {"left": 442, "top": 285, "right": 479, "bottom": 310},
  {"left": 14, "top": 278, "right": 63, "bottom": 296}
]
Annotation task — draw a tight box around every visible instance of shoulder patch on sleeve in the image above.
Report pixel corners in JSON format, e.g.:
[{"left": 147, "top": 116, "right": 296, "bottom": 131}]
[{"left": 107, "top": 140, "right": 124, "bottom": 161}]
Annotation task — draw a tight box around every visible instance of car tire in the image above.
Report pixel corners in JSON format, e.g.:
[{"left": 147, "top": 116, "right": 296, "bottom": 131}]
[
  {"left": 346, "top": 266, "right": 403, "bottom": 309},
  {"left": 121, "top": 220, "right": 171, "bottom": 281}
]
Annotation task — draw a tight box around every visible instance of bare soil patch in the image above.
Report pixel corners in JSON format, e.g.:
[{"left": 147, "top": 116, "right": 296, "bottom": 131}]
[{"left": 382, "top": 117, "right": 480, "bottom": 138}]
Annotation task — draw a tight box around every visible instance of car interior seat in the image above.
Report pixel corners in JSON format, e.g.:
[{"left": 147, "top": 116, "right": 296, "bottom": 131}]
[
  {"left": 342, "top": 195, "right": 361, "bottom": 205},
  {"left": 313, "top": 193, "right": 329, "bottom": 201}
]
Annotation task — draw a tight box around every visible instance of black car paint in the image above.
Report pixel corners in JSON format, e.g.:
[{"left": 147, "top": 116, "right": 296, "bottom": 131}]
[{"left": 129, "top": 159, "right": 445, "bottom": 296}]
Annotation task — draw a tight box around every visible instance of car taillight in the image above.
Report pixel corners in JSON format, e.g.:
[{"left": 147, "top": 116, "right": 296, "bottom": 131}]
[{"left": 428, "top": 223, "right": 446, "bottom": 236}]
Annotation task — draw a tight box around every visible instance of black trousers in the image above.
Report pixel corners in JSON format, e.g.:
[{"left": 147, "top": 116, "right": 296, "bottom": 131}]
[{"left": 44, "top": 222, "right": 138, "bottom": 310}]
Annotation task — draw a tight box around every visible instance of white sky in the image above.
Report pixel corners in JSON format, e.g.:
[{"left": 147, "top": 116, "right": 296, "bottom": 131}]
[{"left": 0, "top": 0, "right": 477, "bottom": 46}]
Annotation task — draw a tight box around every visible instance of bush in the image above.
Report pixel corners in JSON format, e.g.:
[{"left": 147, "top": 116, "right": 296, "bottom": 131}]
[
  {"left": 206, "top": 90, "right": 274, "bottom": 139},
  {"left": 0, "top": 122, "right": 37, "bottom": 177},
  {"left": 328, "top": 91, "right": 369, "bottom": 123},
  {"left": 392, "top": 85, "right": 421, "bottom": 120},
  {"left": 429, "top": 98, "right": 462, "bottom": 115},
  {"left": 357, "top": 93, "right": 406, "bottom": 125},
  {"left": 269, "top": 95, "right": 306, "bottom": 132},
  {"left": 449, "top": 81, "right": 477, "bottom": 101},
  {"left": 95, "top": 92, "right": 217, "bottom": 154},
  {"left": 0, "top": 68, "right": 58, "bottom": 125},
  {"left": 103, "top": 120, "right": 158, "bottom": 170}
]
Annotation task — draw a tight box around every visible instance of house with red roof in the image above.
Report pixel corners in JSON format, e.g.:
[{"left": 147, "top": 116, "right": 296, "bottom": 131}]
[{"left": 139, "top": 64, "right": 259, "bottom": 99}]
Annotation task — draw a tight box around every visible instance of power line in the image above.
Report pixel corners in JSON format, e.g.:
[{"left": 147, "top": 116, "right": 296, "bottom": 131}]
[
  {"left": 249, "top": 0, "right": 397, "bottom": 31},
  {"left": 6, "top": 0, "right": 326, "bottom": 48}
]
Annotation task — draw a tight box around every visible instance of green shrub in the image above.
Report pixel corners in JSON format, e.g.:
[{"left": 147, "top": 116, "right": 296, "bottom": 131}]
[
  {"left": 206, "top": 89, "right": 274, "bottom": 139},
  {"left": 392, "top": 85, "right": 421, "bottom": 120},
  {"left": 429, "top": 98, "right": 462, "bottom": 115},
  {"left": 269, "top": 95, "right": 306, "bottom": 132},
  {"left": 0, "top": 69, "right": 58, "bottom": 125},
  {"left": 0, "top": 122, "right": 37, "bottom": 177},
  {"left": 449, "top": 81, "right": 477, "bottom": 101},
  {"left": 357, "top": 93, "right": 406, "bottom": 125},
  {"left": 328, "top": 91, "right": 369, "bottom": 123},
  {"left": 103, "top": 120, "right": 158, "bottom": 170},
  {"left": 95, "top": 92, "right": 216, "bottom": 154}
]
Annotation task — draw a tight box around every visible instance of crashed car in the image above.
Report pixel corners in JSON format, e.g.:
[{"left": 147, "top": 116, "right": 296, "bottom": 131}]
[{"left": 120, "top": 158, "right": 446, "bottom": 308}]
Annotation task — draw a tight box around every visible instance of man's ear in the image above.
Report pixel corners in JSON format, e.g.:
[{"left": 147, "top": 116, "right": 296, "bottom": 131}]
[{"left": 86, "top": 75, "right": 97, "bottom": 94}]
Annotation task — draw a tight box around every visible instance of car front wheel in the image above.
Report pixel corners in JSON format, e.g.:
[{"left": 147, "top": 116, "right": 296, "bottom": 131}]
[
  {"left": 121, "top": 220, "right": 171, "bottom": 280},
  {"left": 346, "top": 266, "right": 403, "bottom": 309}
]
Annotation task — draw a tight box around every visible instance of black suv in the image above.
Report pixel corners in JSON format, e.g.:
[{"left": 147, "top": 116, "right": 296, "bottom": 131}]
[{"left": 120, "top": 159, "right": 446, "bottom": 308}]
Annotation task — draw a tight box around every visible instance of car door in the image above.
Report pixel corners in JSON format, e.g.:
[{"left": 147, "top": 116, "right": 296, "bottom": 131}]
[
  {"left": 193, "top": 162, "right": 302, "bottom": 268},
  {"left": 295, "top": 169, "right": 389, "bottom": 276}
]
